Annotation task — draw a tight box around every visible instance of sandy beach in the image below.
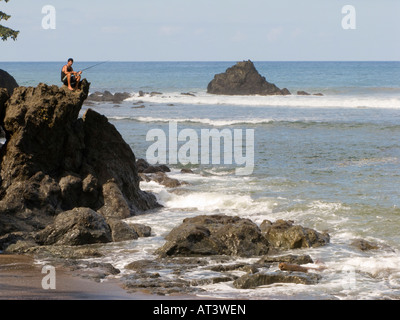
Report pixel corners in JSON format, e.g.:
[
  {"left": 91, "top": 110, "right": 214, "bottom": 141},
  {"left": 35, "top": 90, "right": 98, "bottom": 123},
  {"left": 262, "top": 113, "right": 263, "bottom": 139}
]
[{"left": 0, "top": 254, "right": 152, "bottom": 300}]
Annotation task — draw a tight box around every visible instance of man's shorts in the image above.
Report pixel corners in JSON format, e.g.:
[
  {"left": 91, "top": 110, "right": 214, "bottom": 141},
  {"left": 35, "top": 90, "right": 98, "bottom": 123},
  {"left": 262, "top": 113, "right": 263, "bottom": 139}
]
[{"left": 63, "top": 74, "right": 76, "bottom": 86}]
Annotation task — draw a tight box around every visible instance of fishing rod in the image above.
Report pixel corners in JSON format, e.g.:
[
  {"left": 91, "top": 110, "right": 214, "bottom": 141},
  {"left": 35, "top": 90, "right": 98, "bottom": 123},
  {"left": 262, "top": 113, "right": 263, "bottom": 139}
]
[{"left": 80, "top": 61, "right": 109, "bottom": 72}]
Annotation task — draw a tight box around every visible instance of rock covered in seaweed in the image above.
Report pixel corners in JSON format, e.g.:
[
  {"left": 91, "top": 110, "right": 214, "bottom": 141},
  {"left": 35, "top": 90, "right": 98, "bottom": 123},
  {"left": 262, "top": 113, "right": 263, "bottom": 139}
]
[{"left": 207, "top": 60, "right": 290, "bottom": 96}]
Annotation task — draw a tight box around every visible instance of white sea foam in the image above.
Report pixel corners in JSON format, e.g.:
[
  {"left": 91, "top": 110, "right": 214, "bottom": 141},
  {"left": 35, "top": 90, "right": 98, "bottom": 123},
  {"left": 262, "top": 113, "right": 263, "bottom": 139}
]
[
  {"left": 126, "top": 91, "right": 400, "bottom": 110},
  {"left": 108, "top": 116, "right": 276, "bottom": 127}
]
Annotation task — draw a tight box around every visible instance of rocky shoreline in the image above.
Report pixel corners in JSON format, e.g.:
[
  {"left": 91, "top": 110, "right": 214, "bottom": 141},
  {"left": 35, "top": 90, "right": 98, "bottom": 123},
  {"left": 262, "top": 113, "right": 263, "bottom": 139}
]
[
  {"left": 0, "top": 71, "right": 336, "bottom": 298},
  {"left": 0, "top": 80, "right": 160, "bottom": 251},
  {"left": 0, "top": 68, "right": 376, "bottom": 299}
]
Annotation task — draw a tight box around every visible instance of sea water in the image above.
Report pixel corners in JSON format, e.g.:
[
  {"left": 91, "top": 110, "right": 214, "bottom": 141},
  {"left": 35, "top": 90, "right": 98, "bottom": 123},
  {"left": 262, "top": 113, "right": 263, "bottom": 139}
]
[{"left": 2, "top": 61, "right": 400, "bottom": 299}]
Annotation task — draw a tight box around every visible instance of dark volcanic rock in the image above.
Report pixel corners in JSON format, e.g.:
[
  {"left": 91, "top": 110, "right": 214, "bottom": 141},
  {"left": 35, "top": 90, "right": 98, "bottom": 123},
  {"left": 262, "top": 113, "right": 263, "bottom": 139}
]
[
  {"left": 0, "top": 80, "right": 160, "bottom": 249},
  {"left": 136, "top": 158, "right": 170, "bottom": 174},
  {"left": 207, "top": 60, "right": 290, "bottom": 96},
  {"left": 106, "top": 218, "right": 139, "bottom": 242},
  {"left": 35, "top": 207, "right": 112, "bottom": 246},
  {"left": 233, "top": 271, "right": 321, "bottom": 289},
  {"left": 260, "top": 220, "right": 330, "bottom": 250},
  {"left": 81, "top": 110, "right": 160, "bottom": 214},
  {"left": 156, "top": 215, "right": 330, "bottom": 259},
  {"left": 297, "top": 91, "right": 311, "bottom": 96},
  {"left": 0, "top": 69, "right": 19, "bottom": 96},
  {"left": 87, "top": 91, "right": 131, "bottom": 103},
  {"left": 350, "top": 238, "right": 379, "bottom": 251},
  {"left": 156, "top": 215, "right": 270, "bottom": 257},
  {"left": 257, "top": 254, "right": 314, "bottom": 266}
]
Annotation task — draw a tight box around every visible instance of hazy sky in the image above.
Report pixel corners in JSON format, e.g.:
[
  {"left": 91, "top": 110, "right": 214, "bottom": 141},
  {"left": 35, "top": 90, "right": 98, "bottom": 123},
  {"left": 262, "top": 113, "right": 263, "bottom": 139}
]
[{"left": 1, "top": 0, "right": 399, "bottom": 61}]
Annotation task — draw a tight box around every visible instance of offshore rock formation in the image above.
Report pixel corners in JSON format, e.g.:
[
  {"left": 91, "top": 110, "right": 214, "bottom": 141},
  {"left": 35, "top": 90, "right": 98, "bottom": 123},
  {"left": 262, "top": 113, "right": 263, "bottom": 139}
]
[
  {"left": 207, "top": 60, "right": 290, "bottom": 96},
  {"left": 0, "top": 80, "right": 160, "bottom": 250}
]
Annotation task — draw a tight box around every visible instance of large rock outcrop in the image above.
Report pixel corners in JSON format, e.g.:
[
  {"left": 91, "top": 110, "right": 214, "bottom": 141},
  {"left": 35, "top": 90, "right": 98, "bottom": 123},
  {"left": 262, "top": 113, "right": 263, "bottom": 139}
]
[
  {"left": 0, "top": 80, "right": 160, "bottom": 250},
  {"left": 0, "top": 69, "right": 19, "bottom": 96},
  {"left": 207, "top": 60, "right": 290, "bottom": 96}
]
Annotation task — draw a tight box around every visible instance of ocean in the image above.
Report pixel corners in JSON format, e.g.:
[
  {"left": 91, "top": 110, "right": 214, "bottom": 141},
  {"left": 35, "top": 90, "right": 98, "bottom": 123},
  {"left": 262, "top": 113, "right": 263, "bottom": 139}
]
[{"left": 2, "top": 61, "right": 400, "bottom": 299}]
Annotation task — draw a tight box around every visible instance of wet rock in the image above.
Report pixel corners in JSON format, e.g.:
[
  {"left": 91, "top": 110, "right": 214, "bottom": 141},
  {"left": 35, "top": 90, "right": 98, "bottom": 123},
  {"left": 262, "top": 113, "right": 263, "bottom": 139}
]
[
  {"left": 297, "top": 91, "right": 311, "bottom": 95},
  {"left": 190, "top": 275, "right": 236, "bottom": 286},
  {"left": 106, "top": 218, "right": 139, "bottom": 242},
  {"left": 35, "top": 207, "right": 112, "bottom": 246},
  {"left": 181, "top": 168, "right": 194, "bottom": 174},
  {"left": 257, "top": 254, "right": 314, "bottom": 266},
  {"left": 143, "top": 172, "right": 182, "bottom": 188},
  {"left": 233, "top": 271, "right": 321, "bottom": 289},
  {"left": 210, "top": 263, "right": 259, "bottom": 274},
  {"left": 125, "top": 259, "right": 160, "bottom": 272},
  {"left": 136, "top": 158, "right": 183, "bottom": 188},
  {"left": 297, "top": 91, "right": 324, "bottom": 96},
  {"left": 156, "top": 215, "right": 270, "bottom": 257},
  {"left": 260, "top": 220, "right": 330, "bottom": 250},
  {"left": 136, "top": 158, "right": 170, "bottom": 173},
  {"left": 350, "top": 238, "right": 380, "bottom": 251},
  {"left": 0, "top": 232, "right": 37, "bottom": 253},
  {"left": 130, "top": 223, "right": 152, "bottom": 237},
  {"left": 87, "top": 91, "right": 131, "bottom": 103},
  {"left": 68, "top": 261, "right": 121, "bottom": 282},
  {"left": 207, "top": 60, "right": 290, "bottom": 96},
  {"left": 59, "top": 175, "right": 83, "bottom": 210},
  {"left": 98, "top": 180, "right": 132, "bottom": 219},
  {"left": 122, "top": 275, "right": 195, "bottom": 296}
]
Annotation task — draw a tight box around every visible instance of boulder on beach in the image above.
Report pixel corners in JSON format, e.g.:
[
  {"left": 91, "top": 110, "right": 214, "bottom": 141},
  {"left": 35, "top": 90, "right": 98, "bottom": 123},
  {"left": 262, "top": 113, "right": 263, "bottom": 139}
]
[
  {"left": 260, "top": 219, "right": 330, "bottom": 250},
  {"left": 207, "top": 60, "right": 290, "bottom": 96},
  {"left": 233, "top": 271, "right": 321, "bottom": 289},
  {"left": 0, "top": 69, "right": 19, "bottom": 96},
  {"left": 156, "top": 215, "right": 330, "bottom": 258},
  {"left": 156, "top": 215, "right": 270, "bottom": 257},
  {"left": 35, "top": 207, "right": 113, "bottom": 246},
  {"left": 0, "top": 79, "right": 160, "bottom": 251}
]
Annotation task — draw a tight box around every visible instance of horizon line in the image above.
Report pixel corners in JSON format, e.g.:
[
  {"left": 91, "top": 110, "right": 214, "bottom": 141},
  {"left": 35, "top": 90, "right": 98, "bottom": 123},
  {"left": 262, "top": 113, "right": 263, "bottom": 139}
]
[{"left": 1, "top": 60, "right": 400, "bottom": 63}]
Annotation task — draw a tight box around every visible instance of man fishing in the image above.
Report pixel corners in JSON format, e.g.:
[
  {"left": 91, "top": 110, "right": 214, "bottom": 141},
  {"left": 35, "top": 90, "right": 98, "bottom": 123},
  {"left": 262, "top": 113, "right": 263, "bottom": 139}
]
[{"left": 61, "top": 58, "right": 82, "bottom": 91}]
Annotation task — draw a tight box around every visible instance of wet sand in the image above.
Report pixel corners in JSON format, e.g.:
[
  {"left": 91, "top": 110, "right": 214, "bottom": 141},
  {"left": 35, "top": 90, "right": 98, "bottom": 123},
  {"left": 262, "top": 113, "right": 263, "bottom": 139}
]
[{"left": 0, "top": 254, "right": 158, "bottom": 300}]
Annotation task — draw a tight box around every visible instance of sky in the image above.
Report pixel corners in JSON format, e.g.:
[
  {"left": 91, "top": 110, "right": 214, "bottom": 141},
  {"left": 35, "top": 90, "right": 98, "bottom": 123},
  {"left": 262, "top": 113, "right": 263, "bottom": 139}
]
[{"left": 1, "top": 0, "right": 400, "bottom": 61}]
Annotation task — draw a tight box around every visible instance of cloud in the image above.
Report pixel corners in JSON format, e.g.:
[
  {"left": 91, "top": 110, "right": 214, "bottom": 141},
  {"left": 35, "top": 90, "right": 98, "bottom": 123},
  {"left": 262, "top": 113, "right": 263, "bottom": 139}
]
[
  {"left": 101, "top": 26, "right": 124, "bottom": 34},
  {"left": 291, "top": 27, "right": 303, "bottom": 38},
  {"left": 231, "top": 30, "right": 247, "bottom": 43},
  {"left": 159, "top": 25, "right": 182, "bottom": 36},
  {"left": 266, "top": 27, "right": 284, "bottom": 42}
]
